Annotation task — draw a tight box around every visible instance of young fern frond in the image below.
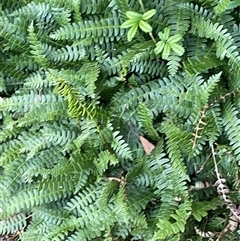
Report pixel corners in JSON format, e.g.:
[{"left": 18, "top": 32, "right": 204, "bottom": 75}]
[
  {"left": 214, "top": 0, "right": 231, "bottom": 16},
  {"left": 28, "top": 22, "right": 50, "bottom": 67}
]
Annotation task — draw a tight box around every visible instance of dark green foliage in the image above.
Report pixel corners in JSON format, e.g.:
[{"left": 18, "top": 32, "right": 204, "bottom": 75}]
[{"left": 0, "top": 0, "right": 240, "bottom": 241}]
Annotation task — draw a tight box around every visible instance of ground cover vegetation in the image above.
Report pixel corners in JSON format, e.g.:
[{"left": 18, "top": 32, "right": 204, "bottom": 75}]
[{"left": 0, "top": 0, "right": 240, "bottom": 240}]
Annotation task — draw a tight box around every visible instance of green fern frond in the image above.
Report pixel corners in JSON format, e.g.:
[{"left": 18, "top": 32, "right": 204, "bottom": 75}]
[
  {"left": 163, "top": 1, "right": 191, "bottom": 34},
  {"left": 204, "top": 104, "right": 223, "bottom": 145},
  {"left": 182, "top": 2, "right": 215, "bottom": 18},
  {"left": 114, "top": 0, "right": 130, "bottom": 19},
  {"left": 121, "top": 41, "right": 155, "bottom": 73},
  {"left": 0, "top": 15, "right": 28, "bottom": 51},
  {"left": 191, "top": 15, "right": 238, "bottom": 61},
  {"left": 52, "top": 76, "right": 98, "bottom": 119},
  {"left": 183, "top": 54, "right": 221, "bottom": 75},
  {"left": 214, "top": 0, "right": 230, "bottom": 16},
  {"left": 52, "top": 204, "right": 115, "bottom": 241},
  {"left": 153, "top": 201, "right": 192, "bottom": 240},
  {"left": 50, "top": 17, "right": 126, "bottom": 42},
  {"left": 114, "top": 185, "right": 129, "bottom": 223},
  {"left": 65, "top": 183, "right": 103, "bottom": 216},
  {"left": 49, "top": 44, "right": 86, "bottom": 63},
  {"left": 94, "top": 150, "right": 118, "bottom": 177},
  {"left": 161, "top": 121, "right": 193, "bottom": 159},
  {"left": 0, "top": 175, "right": 78, "bottom": 219},
  {"left": 138, "top": 102, "right": 159, "bottom": 141},
  {"left": 0, "top": 213, "right": 27, "bottom": 235},
  {"left": 222, "top": 102, "right": 240, "bottom": 163},
  {"left": 199, "top": 72, "right": 222, "bottom": 105},
  {"left": 80, "top": 0, "right": 109, "bottom": 15},
  {"left": 24, "top": 70, "right": 53, "bottom": 89},
  {"left": 192, "top": 197, "right": 223, "bottom": 222},
  {"left": 50, "top": 62, "right": 100, "bottom": 99},
  {"left": 17, "top": 101, "right": 68, "bottom": 127},
  {"left": 0, "top": 91, "right": 62, "bottom": 115},
  {"left": 28, "top": 22, "right": 50, "bottom": 67},
  {"left": 166, "top": 55, "right": 182, "bottom": 76},
  {"left": 111, "top": 131, "right": 133, "bottom": 160},
  {"left": 51, "top": 6, "right": 71, "bottom": 26},
  {"left": 129, "top": 59, "right": 166, "bottom": 76}
]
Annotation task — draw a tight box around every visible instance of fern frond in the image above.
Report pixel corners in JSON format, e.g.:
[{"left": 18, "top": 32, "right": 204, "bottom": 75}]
[
  {"left": 153, "top": 201, "right": 192, "bottom": 240},
  {"left": 50, "top": 62, "right": 100, "bottom": 99},
  {"left": 111, "top": 131, "right": 133, "bottom": 160},
  {"left": 23, "top": 70, "right": 53, "bottom": 89},
  {"left": 214, "top": 0, "right": 230, "bottom": 16},
  {"left": 0, "top": 175, "right": 78, "bottom": 219},
  {"left": 129, "top": 59, "right": 166, "bottom": 76},
  {"left": 222, "top": 102, "right": 240, "bottom": 163},
  {"left": 163, "top": 1, "right": 191, "bottom": 34},
  {"left": 0, "top": 15, "right": 28, "bottom": 51},
  {"left": 192, "top": 197, "right": 223, "bottom": 222},
  {"left": 17, "top": 101, "right": 68, "bottom": 127},
  {"left": 52, "top": 76, "right": 98, "bottom": 119},
  {"left": 49, "top": 44, "right": 86, "bottom": 63},
  {"left": 64, "top": 183, "right": 103, "bottom": 216},
  {"left": 138, "top": 102, "right": 159, "bottom": 141},
  {"left": 203, "top": 104, "right": 223, "bottom": 145},
  {"left": 167, "top": 55, "right": 182, "bottom": 76},
  {"left": 94, "top": 150, "right": 118, "bottom": 177},
  {"left": 50, "top": 17, "right": 126, "bottom": 42},
  {"left": 80, "top": 0, "right": 109, "bottom": 15},
  {"left": 51, "top": 203, "right": 115, "bottom": 241},
  {"left": 114, "top": 0, "right": 130, "bottom": 19},
  {"left": 161, "top": 120, "right": 192, "bottom": 180},
  {"left": 0, "top": 213, "right": 27, "bottom": 235},
  {"left": 191, "top": 15, "right": 239, "bottom": 62},
  {"left": 28, "top": 22, "right": 50, "bottom": 67},
  {"left": 183, "top": 54, "right": 221, "bottom": 75}
]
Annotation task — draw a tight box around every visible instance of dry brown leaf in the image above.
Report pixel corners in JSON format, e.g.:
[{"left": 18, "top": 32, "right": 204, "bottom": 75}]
[{"left": 139, "top": 136, "right": 155, "bottom": 155}]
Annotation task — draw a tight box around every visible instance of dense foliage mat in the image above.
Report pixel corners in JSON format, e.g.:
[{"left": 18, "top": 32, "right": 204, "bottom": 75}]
[{"left": 0, "top": 0, "right": 240, "bottom": 240}]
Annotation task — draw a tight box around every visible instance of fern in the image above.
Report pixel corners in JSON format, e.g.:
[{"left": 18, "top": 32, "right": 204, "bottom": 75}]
[
  {"left": 0, "top": 213, "right": 27, "bottom": 235},
  {"left": 1, "top": 0, "right": 240, "bottom": 240},
  {"left": 138, "top": 102, "right": 159, "bottom": 141},
  {"left": 222, "top": 102, "right": 240, "bottom": 163},
  {"left": 50, "top": 16, "right": 126, "bottom": 43},
  {"left": 28, "top": 21, "right": 50, "bottom": 67},
  {"left": 192, "top": 197, "right": 223, "bottom": 222},
  {"left": 214, "top": 0, "right": 231, "bottom": 16}
]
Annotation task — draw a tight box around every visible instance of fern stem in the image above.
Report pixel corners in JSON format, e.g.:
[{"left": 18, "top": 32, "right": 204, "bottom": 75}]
[
  {"left": 138, "top": 0, "right": 145, "bottom": 12},
  {"left": 149, "top": 32, "right": 156, "bottom": 43},
  {"left": 211, "top": 144, "right": 220, "bottom": 180},
  {"left": 211, "top": 145, "right": 240, "bottom": 221}
]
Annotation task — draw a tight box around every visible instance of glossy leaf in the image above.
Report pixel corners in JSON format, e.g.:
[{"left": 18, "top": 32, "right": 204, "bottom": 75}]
[
  {"left": 158, "top": 27, "right": 170, "bottom": 41},
  {"left": 126, "top": 11, "right": 142, "bottom": 19},
  {"left": 162, "top": 42, "right": 171, "bottom": 59},
  {"left": 121, "top": 18, "right": 138, "bottom": 28},
  {"left": 142, "top": 9, "right": 156, "bottom": 20},
  {"left": 138, "top": 20, "right": 152, "bottom": 33},
  {"left": 127, "top": 23, "right": 138, "bottom": 41},
  {"left": 168, "top": 34, "right": 182, "bottom": 43},
  {"left": 154, "top": 41, "right": 165, "bottom": 54},
  {"left": 170, "top": 43, "right": 185, "bottom": 56}
]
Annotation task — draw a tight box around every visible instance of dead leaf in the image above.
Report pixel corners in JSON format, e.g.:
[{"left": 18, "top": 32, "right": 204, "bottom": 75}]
[{"left": 139, "top": 136, "right": 155, "bottom": 155}]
